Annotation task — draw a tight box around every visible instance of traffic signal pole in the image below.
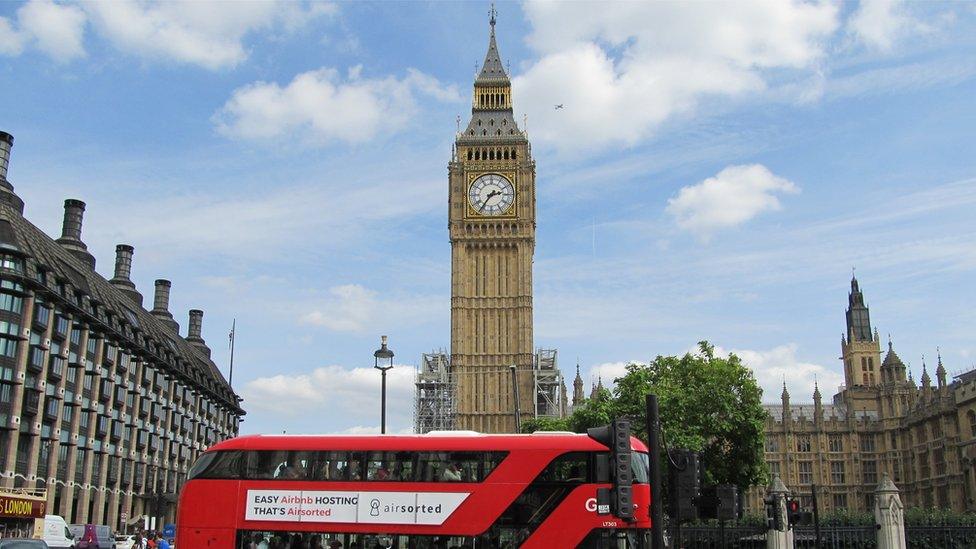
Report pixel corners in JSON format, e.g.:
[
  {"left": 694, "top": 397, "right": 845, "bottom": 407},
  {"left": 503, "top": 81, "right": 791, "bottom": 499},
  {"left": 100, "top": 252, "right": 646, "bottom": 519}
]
[{"left": 646, "top": 394, "right": 665, "bottom": 549}]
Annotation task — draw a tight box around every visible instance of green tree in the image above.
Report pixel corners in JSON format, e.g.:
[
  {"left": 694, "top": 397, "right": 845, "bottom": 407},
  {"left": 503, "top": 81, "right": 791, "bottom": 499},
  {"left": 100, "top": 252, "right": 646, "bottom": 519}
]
[{"left": 612, "top": 341, "right": 768, "bottom": 490}]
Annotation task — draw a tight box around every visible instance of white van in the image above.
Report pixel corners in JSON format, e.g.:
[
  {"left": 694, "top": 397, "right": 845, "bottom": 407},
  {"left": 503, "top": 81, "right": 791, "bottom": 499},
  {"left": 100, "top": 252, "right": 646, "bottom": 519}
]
[{"left": 42, "top": 514, "right": 76, "bottom": 548}]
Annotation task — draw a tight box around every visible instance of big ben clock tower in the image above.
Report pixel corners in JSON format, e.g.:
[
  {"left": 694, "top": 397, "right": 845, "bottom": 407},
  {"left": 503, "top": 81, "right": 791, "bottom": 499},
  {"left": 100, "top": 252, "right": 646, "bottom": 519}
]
[{"left": 449, "top": 9, "right": 535, "bottom": 433}]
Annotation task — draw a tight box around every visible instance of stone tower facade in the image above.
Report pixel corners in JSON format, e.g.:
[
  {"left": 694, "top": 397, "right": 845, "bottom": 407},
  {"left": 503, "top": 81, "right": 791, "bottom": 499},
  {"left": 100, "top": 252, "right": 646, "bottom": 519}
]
[{"left": 449, "top": 11, "right": 535, "bottom": 433}]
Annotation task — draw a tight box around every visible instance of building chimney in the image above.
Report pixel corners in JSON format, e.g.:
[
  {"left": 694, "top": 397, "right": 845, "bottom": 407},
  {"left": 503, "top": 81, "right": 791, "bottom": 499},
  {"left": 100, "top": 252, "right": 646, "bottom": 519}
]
[
  {"left": 110, "top": 244, "right": 143, "bottom": 306},
  {"left": 0, "top": 131, "right": 12, "bottom": 182},
  {"left": 55, "top": 199, "right": 96, "bottom": 269},
  {"left": 151, "top": 279, "right": 180, "bottom": 332},
  {"left": 0, "top": 131, "right": 24, "bottom": 214},
  {"left": 187, "top": 309, "right": 211, "bottom": 357}
]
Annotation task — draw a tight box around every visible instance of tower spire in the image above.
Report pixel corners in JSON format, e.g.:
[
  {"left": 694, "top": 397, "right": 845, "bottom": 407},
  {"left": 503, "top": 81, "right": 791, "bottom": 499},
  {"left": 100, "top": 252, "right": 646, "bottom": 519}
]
[{"left": 476, "top": 3, "right": 508, "bottom": 84}]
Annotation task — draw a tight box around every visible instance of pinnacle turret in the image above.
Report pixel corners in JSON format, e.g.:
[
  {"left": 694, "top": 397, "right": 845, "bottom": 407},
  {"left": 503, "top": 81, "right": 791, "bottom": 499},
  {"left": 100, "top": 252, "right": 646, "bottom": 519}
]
[
  {"left": 572, "top": 362, "right": 585, "bottom": 406},
  {"left": 921, "top": 357, "right": 932, "bottom": 389},
  {"left": 936, "top": 348, "right": 947, "bottom": 389}
]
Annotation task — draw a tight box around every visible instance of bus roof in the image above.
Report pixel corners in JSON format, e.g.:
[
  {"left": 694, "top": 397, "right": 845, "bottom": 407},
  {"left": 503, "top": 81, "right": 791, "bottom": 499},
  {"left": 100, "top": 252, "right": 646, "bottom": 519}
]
[{"left": 208, "top": 432, "right": 649, "bottom": 453}]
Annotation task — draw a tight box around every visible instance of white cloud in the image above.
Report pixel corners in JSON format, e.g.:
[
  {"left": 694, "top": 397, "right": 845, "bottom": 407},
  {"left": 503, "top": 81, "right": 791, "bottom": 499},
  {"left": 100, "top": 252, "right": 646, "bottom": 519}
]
[
  {"left": 513, "top": 1, "right": 839, "bottom": 152},
  {"left": 214, "top": 67, "right": 460, "bottom": 144},
  {"left": 585, "top": 361, "right": 630, "bottom": 392},
  {"left": 0, "top": 0, "right": 86, "bottom": 62},
  {"left": 83, "top": 0, "right": 335, "bottom": 69},
  {"left": 717, "top": 344, "right": 844, "bottom": 404},
  {"left": 240, "top": 364, "right": 416, "bottom": 433},
  {"left": 300, "top": 284, "right": 376, "bottom": 333},
  {"left": 847, "top": 0, "right": 917, "bottom": 51},
  {"left": 0, "top": 17, "right": 25, "bottom": 56},
  {"left": 666, "top": 164, "right": 800, "bottom": 240}
]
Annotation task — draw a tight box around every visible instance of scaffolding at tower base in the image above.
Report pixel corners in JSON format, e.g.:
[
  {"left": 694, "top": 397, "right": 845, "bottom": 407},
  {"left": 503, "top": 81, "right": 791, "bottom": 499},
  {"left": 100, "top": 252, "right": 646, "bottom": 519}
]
[
  {"left": 413, "top": 348, "right": 567, "bottom": 433},
  {"left": 534, "top": 348, "right": 564, "bottom": 419},
  {"left": 414, "top": 351, "right": 457, "bottom": 433}
]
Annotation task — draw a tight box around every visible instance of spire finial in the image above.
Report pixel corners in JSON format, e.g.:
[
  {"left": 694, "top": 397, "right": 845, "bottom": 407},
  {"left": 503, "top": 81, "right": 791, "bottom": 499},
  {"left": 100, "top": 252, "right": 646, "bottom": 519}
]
[{"left": 489, "top": 3, "right": 497, "bottom": 29}]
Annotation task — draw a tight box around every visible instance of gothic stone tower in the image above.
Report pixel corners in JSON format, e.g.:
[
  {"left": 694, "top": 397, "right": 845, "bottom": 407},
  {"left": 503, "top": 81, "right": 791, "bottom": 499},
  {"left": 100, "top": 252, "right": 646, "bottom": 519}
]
[
  {"left": 839, "top": 275, "right": 884, "bottom": 415},
  {"left": 449, "top": 11, "right": 535, "bottom": 433},
  {"left": 842, "top": 275, "right": 882, "bottom": 388}
]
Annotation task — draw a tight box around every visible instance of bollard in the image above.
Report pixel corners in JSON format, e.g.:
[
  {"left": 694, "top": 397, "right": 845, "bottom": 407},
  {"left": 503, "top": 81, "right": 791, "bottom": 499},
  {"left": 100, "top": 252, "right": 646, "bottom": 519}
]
[{"left": 875, "top": 473, "right": 907, "bottom": 549}]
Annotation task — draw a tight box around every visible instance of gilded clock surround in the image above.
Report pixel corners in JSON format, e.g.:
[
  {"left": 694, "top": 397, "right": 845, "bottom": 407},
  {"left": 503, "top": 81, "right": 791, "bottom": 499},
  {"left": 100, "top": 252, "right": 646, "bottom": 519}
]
[{"left": 466, "top": 171, "right": 517, "bottom": 218}]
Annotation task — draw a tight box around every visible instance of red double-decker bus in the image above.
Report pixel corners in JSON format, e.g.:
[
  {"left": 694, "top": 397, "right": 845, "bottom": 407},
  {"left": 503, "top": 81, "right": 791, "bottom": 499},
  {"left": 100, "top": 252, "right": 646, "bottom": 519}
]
[{"left": 177, "top": 431, "right": 651, "bottom": 548}]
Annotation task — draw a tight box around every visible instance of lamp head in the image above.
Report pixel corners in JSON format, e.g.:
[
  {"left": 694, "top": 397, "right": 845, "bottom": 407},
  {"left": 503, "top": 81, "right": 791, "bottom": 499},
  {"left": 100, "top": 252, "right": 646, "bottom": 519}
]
[{"left": 374, "top": 335, "right": 395, "bottom": 360}]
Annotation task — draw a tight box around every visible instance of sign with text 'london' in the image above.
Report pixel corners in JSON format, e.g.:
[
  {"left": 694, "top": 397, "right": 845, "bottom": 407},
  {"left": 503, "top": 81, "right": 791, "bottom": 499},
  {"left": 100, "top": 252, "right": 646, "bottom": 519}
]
[
  {"left": 0, "top": 495, "right": 46, "bottom": 519},
  {"left": 244, "top": 490, "right": 469, "bottom": 525}
]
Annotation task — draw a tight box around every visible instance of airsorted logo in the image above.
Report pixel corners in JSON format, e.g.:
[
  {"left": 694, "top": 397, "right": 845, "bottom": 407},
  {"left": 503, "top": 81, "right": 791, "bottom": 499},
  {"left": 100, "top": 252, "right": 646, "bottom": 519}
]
[{"left": 245, "top": 490, "right": 468, "bottom": 526}]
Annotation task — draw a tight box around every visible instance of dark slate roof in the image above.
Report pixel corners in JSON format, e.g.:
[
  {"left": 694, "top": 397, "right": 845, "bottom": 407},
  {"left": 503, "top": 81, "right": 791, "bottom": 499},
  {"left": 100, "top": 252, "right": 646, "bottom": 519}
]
[
  {"left": 765, "top": 403, "right": 844, "bottom": 422},
  {"left": 462, "top": 110, "right": 524, "bottom": 141},
  {"left": 476, "top": 26, "right": 508, "bottom": 84},
  {"left": 0, "top": 204, "right": 243, "bottom": 414}
]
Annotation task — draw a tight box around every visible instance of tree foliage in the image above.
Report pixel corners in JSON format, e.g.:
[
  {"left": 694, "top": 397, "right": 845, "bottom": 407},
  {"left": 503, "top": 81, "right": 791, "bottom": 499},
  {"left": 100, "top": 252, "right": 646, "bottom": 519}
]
[
  {"left": 613, "top": 342, "right": 768, "bottom": 489},
  {"left": 523, "top": 341, "right": 768, "bottom": 491}
]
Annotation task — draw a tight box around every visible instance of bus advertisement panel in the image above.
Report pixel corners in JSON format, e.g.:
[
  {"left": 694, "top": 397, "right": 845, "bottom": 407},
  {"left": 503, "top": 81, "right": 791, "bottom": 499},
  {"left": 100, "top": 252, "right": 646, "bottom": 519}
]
[{"left": 177, "top": 432, "right": 651, "bottom": 548}]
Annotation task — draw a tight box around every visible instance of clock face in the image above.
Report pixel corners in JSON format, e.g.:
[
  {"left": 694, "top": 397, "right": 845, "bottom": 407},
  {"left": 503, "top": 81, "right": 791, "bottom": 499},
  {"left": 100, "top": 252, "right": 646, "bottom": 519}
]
[{"left": 468, "top": 173, "right": 515, "bottom": 216}]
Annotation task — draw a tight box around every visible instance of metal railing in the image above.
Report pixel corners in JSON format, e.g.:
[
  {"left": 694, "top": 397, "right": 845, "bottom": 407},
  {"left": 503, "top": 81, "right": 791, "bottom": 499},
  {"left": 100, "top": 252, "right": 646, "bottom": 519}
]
[{"left": 677, "top": 524, "right": 976, "bottom": 548}]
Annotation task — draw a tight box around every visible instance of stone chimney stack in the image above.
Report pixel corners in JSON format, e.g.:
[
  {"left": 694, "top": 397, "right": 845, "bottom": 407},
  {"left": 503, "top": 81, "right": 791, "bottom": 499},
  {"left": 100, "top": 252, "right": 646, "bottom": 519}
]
[
  {"left": 0, "top": 132, "right": 25, "bottom": 214},
  {"left": 151, "top": 279, "right": 180, "bottom": 332},
  {"left": 110, "top": 244, "right": 143, "bottom": 306},
  {"left": 0, "top": 131, "right": 12, "bottom": 182},
  {"left": 187, "top": 309, "right": 211, "bottom": 357},
  {"left": 55, "top": 199, "right": 96, "bottom": 269}
]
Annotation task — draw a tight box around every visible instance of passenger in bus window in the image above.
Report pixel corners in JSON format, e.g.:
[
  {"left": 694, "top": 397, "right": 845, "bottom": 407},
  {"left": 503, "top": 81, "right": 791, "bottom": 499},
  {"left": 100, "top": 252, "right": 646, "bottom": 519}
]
[{"left": 442, "top": 462, "right": 463, "bottom": 481}]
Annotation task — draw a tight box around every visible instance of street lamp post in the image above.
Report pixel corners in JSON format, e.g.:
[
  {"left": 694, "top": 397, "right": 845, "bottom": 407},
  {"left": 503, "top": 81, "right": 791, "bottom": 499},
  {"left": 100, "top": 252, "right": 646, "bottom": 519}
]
[{"left": 373, "top": 335, "right": 395, "bottom": 434}]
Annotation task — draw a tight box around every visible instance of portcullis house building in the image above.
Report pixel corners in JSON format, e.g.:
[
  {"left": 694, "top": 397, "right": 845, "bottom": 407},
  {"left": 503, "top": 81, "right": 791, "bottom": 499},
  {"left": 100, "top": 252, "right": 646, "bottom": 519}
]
[{"left": 0, "top": 130, "right": 243, "bottom": 534}]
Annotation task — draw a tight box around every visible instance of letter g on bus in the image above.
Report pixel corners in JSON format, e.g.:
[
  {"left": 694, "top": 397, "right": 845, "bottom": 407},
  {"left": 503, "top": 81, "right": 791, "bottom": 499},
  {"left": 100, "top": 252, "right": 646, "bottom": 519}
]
[{"left": 585, "top": 498, "right": 597, "bottom": 512}]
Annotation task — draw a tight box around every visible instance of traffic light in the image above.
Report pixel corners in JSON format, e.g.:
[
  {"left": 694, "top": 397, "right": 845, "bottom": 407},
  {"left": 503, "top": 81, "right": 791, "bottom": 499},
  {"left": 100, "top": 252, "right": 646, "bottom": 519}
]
[
  {"left": 786, "top": 498, "right": 801, "bottom": 527},
  {"left": 716, "top": 484, "right": 739, "bottom": 521},
  {"left": 587, "top": 419, "right": 634, "bottom": 521},
  {"left": 670, "top": 449, "right": 700, "bottom": 523}
]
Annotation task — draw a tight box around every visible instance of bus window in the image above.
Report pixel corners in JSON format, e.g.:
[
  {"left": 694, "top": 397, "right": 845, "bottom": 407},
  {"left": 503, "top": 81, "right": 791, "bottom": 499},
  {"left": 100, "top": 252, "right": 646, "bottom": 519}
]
[
  {"left": 187, "top": 450, "right": 244, "bottom": 480},
  {"left": 391, "top": 451, "right": 414, "bottom": 481},
  {"left": 632, "top": 452, "right": 650, "bottom": 484},
  {"left": 416, "top": 452, "right": 448, "bottom": 482},
  {"left": 312, "top": 451, "right": 348, "bottom": 481},
  {"left": 541, "top": 452, "right": 589, "bottom": 483},
  {"left": 246, "top": 451, "right": 291, "bottom": 479},
  {"left": 278, "top": 451, "right": 314, "bottom": 480},
  {"left": 366, "top": 451, "right": 392, "bottom": 481}
]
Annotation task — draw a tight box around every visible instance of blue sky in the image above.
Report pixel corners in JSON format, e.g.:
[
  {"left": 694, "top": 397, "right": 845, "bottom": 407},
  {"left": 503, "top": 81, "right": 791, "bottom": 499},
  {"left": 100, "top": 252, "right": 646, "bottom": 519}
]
[{"left": 1, "top": 1, "right": 974, "bottom": 435}]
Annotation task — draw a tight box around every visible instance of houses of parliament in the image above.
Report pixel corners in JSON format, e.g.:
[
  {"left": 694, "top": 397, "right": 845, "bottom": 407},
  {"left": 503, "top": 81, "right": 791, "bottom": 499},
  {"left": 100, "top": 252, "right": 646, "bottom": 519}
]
[{"left": 748, "top": 276, "right": 976, "bottom": 513}]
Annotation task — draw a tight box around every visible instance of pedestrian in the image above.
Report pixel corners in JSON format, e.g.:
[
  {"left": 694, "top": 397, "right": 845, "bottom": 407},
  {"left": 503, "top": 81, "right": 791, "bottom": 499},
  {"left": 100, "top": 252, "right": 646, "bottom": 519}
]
[{"left": 156, "top": 534, "right": 171, "bottom": 549}]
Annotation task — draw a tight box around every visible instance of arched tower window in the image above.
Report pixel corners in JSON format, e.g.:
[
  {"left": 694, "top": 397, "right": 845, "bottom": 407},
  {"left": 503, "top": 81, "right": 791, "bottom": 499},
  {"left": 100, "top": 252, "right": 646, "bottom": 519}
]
[
  {"left": 969, "top": 410, "right": 976, "bottom": 437},
  {"left": 467, "top": 150, "right": 473, "bottom": 161}
]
